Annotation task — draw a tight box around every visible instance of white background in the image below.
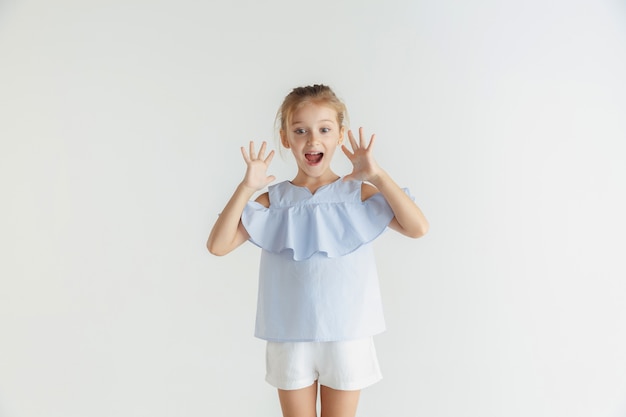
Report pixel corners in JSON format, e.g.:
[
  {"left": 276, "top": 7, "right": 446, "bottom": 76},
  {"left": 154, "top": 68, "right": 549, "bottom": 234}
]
[{"left": 1, "top": 0, "right": 625, "bottom": 416}]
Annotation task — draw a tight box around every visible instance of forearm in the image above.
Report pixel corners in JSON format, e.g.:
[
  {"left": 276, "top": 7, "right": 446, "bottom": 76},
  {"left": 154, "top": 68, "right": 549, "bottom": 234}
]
[
  {"left": 369, "top": 170, "right": 429, "bottom": 238},
  {"left": 207, "top": 182, "right": 256, "bottom": 256}
]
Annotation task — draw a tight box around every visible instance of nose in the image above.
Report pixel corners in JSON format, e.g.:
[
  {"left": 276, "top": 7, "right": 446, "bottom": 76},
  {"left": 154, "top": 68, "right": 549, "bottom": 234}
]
[{"left": 307, "top": 131, "right": 320, "bottom": 145}]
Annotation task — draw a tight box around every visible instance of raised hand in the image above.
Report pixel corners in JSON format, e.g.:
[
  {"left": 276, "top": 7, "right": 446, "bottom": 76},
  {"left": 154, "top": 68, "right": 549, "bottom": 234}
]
[
  {"left": 341, "top": 127, "right": 382, "bottom": 182},
  {"left": 241, "top": 141, "right": 276, "bottom": 191}
]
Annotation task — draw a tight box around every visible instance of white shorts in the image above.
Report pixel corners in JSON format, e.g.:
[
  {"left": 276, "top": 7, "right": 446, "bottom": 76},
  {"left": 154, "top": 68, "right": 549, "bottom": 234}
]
[{"left": 265, "top": 337, "right": 382, "bottom": 391}]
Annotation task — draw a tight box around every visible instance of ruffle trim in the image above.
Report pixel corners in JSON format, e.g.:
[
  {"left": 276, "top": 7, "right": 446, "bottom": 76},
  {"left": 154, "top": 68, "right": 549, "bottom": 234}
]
[{"left": 242, "top": 190, "right": 410, "bottom": 261}]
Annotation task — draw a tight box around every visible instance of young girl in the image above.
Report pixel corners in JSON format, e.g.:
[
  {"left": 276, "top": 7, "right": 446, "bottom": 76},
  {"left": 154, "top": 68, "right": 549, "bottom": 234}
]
[{"left": 207, "top": 84, "right": 428, "bottom": 417}]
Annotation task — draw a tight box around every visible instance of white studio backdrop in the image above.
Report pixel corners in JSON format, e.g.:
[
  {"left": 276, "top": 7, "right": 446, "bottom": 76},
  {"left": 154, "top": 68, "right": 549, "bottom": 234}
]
[{"left": 1, "top": 0, "right": 625, "bottom": 416}]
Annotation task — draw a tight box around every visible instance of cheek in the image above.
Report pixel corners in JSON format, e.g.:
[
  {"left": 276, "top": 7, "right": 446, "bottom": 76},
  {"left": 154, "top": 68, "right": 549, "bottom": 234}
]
[{"left": 326, "top": 143, "right": 339, "bottom": 155}]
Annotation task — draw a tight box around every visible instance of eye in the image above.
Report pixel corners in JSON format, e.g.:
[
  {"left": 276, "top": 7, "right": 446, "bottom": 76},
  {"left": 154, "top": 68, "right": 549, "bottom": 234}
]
[
  {"left": 320, "top": 127, "right": 331, "bottom": 134},
  {"left": 294, "top": 128, "right": 307, "bottom": 135}
]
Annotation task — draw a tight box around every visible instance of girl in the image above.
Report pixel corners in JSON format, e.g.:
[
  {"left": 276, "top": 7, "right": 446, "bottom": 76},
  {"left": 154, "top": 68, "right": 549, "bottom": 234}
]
[{"left": 207, "top": 84, "right": 428, "bottom": 417}]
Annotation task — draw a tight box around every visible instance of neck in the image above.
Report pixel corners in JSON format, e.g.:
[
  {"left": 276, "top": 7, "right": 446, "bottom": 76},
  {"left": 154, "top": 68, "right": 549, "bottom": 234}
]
[{"left": 290, "top": 171, "right": 340, "bottom": 194}]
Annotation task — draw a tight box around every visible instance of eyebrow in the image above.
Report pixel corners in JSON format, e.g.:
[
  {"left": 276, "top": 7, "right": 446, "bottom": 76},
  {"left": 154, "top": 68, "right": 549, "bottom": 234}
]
[{"left": 291, "top": 119, "right": 335, "bottom": 125}]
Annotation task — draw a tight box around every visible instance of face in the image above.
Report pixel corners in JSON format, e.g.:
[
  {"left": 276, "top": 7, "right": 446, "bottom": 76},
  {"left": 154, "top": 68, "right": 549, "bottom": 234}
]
[{"left": 280, "top": 102, "right": 345, "bottom": 181}]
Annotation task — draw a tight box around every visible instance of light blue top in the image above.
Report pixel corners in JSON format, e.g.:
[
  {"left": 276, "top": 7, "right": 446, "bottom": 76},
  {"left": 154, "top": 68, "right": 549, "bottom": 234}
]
[{"left": 241, "top": 178, "right": 404, "bottom": 342}]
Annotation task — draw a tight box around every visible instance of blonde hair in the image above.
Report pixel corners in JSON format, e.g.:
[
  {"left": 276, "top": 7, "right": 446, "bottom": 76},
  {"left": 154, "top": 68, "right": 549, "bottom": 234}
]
[{"left": 276, "top": 84, "right": 348, "bottom": 134}]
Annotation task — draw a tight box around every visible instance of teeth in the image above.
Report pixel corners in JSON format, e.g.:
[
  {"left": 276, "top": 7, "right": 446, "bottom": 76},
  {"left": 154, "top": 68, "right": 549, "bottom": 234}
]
[{"left": 305, "top": 151, "right": 323, "bottom": 163}]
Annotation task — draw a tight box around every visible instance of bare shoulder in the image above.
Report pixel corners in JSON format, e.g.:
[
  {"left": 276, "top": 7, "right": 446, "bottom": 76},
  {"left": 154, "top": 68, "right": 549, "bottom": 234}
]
[
  {"left": 255, "top": 191, "right": 270, "bottom": 208},
  {"left": 360, "top": 182, "right": 379, "bottom": 202}
]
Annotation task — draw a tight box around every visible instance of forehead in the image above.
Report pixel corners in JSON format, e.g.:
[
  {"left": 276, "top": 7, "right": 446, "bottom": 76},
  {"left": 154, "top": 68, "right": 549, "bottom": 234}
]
[{"left": 290, "top": 102, "right": 339, "bottom": 125}]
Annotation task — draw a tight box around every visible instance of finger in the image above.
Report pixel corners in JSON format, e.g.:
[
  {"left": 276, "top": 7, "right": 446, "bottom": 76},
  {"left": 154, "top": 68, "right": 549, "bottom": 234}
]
[
  {"left": 240, "top": 146, "right": 251, "bottom": 163},
  {"left": 258, "top": 141, "right": 267, "bottom": 159},
  {"left": 367, "top": 133, "right": 376, "bottom": 151},
  {"left": 347, "top": 130, "right": 358, "bottom": 150},
  {"left": 359, "top": 127, "right": 366, "bottom": 148},
  {"left": 264, "top": 149, "right": 275, "bottom": 165},
  {"left": 249, "top": 141, "right": 256, "bottom": 159},
  {"left": 341, "top": 144, "right": 354, "bottom": 159}
]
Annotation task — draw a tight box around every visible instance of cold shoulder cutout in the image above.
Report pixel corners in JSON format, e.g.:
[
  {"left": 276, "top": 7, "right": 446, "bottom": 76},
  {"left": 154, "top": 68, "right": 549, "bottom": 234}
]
[
  {"left": 254, "top": 191, "right": 270, "bottom": 208},
  {"left": 360, "top": 182, "right": 380, "bottom": 201}
]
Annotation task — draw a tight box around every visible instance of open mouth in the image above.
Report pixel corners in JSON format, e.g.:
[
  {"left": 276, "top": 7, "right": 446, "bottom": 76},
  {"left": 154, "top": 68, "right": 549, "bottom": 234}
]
[{"left": 305, "top": 152, "right": 323, "bottom": 164}]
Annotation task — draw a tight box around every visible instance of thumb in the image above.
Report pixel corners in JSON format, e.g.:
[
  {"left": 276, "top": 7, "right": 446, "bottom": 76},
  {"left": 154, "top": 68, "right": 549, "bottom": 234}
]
[{"left": 341, "top": 144, "right": 353, "bottom": 159}]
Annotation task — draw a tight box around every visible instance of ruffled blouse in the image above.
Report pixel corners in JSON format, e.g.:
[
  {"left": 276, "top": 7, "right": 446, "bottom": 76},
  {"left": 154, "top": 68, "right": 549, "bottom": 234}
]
[
  {"left": 242, "top": 178, "right": 397, "bottom": 261},
  {"left": 241, "top": 178, "right": 406, "bottom": 342}
]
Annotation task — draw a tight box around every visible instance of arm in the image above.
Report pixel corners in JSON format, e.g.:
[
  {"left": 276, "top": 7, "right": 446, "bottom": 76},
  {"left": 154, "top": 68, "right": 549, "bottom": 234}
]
[
  {"left": 343, "top": 128, "right": 429, "bottom": 239},
  {"left": 207, "top": 142, "right": 275, "bottom": 256}
]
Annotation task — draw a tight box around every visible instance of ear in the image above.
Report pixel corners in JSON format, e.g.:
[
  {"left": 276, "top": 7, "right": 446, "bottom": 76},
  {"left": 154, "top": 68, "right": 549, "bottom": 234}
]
[
  {"left": 280, "top": 130, "right": 290, "bottom": 149},
  {"left": 338, "top": 126, "right": 345, "bottom": 146}
]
